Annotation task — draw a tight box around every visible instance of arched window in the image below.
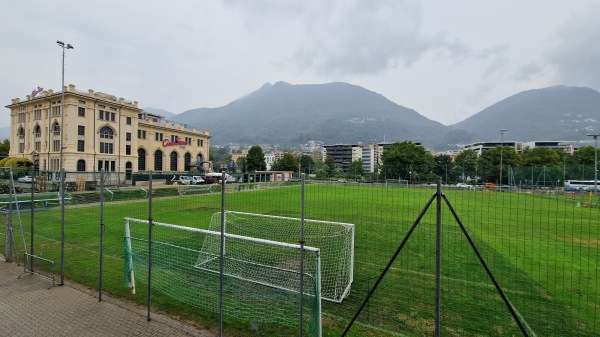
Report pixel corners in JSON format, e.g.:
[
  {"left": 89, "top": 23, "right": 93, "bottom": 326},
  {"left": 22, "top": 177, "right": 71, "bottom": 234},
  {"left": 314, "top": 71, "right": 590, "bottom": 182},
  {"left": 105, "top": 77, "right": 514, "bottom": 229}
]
[
  {"left": 99, "top": 126, "right": 114, "bottom": 139},
  {"left": 99, "top": 126, "right": 114, "bottom": 154},
  {"left": 154, "top": 150, "right": 163, "bottom": 171},
  {"left": 52, "top": 122, "right": 61, "bottom": 135},
  {"left": 197, "top": 154, "right": 204, "bottom": 163},
  {"left": 184, "top": 152, "right": 191, "bottom": 171},
  {"left": 77, "top": 159, "right": 86, "bottom": 172},
  {"left": 18, "top": 127, "right": 25, "bottom": 139},
  {"left": 33, "top": 125, "right": 41, "bottom": 138},
  {"left": 170, "top": 151, "right": 178, "bottom": 171},
  {"left": 138, "top": 148, "right": 146, "bottom": 171}
]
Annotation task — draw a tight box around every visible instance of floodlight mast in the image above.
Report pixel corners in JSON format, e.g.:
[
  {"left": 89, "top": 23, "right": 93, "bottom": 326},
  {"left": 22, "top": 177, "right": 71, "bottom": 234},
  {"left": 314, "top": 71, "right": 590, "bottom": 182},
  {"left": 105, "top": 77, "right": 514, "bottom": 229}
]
[{"left": 57, "top": 39, "right": 74, "bottom": 286}]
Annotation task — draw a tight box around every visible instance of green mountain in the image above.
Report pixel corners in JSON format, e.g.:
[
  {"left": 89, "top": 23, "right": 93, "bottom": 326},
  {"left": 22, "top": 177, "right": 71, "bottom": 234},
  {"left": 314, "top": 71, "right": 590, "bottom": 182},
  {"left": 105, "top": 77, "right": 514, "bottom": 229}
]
[
  {"left": 171, "top": 82, "right": 449, "bottom": 147},
  {"left": 451, "top": 86, "right": 600, "bottom": 141}
]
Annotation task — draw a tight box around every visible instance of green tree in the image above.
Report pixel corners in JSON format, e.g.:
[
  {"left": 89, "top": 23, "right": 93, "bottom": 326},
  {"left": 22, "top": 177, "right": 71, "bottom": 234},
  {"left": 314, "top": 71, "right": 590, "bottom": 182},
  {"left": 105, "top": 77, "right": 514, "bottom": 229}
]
[
  {"left": 521, "top": 147, "right": 562, "bottom": 167},
  {"left": 324, "top": 156, "right": 336, "bottom": 177},
  {"left": 432, "top": 154, "right": 455, "bottom": 183},
  {"left": 246, "top": 145, "right": 266, "bottom": 172},
  {"left": 236, "top": 156, "right": 247, "bottom": 173},
  {"left": 299, "top": 155, "right": 315, "bottom": 174},
  {"left": 272, "top": 153, "right": 299, "bottom": 172},
  {"left": 477, "top": 146, "right": 521, "bottom": 184},
  {"left": 0, "top": 140, "right": 9, "bottom": 158},
  {"left": 454, "top": 149, "right": 479, "bottom": 183},
  {"left": 381, "top": 141, "right": 433, "bottom": 182},
  {"left": 566, "top": 146, "right": 595, "bottom": 165},
  {"left": 346, "top": 159, "right": 365, "bottom": 179}
]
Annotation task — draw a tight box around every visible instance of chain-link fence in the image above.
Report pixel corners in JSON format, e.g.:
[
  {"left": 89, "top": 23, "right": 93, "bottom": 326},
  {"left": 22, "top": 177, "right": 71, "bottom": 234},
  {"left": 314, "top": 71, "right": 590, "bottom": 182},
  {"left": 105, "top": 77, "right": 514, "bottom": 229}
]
[{"left": 2, "top": 167, "right": 599, "bottom": 336}]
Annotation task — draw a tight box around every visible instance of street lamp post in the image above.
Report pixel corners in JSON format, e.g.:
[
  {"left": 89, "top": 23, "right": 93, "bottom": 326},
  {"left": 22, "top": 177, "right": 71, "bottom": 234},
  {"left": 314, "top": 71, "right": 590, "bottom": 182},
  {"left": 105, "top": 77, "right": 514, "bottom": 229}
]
[
  {"left": 499, "top": 129, "right": 506, "bottom": 186},
  {"left": 587, "top": 133, "right": 599, "bottom": 195},
  {"left": 57, "top": 40, "right": 73, "bottom": 286}
]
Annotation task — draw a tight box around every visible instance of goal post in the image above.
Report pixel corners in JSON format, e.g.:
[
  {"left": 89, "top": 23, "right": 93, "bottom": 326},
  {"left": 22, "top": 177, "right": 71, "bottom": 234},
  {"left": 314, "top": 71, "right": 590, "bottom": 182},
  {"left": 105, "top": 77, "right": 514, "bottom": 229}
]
[
  {"left": 386, "top": 179, "right": 409, "bottom": 187},
  {"left": 206, "top": 211, "right": 354, "bottom": 303},
  {"left": 123, "top": 217, "right": 322, "bottom": 336}
]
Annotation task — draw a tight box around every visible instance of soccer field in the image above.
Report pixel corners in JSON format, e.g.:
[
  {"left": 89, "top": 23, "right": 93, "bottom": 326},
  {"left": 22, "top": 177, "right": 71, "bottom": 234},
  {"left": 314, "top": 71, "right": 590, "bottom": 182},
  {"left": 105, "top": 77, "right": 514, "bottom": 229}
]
[{"left": 9, "top": 183, "right": 600, "bottom": 336}]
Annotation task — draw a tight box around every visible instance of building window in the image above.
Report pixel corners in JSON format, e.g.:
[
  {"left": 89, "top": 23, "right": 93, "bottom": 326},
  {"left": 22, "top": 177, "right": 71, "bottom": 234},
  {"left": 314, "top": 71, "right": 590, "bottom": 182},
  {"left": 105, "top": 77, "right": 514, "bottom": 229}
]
[
  {"left": 53, "top": 140, "right": 61, "bottom": 152},
  {"left": 34, "top": 125, "right": 41, "bottom": 138},
  {"left": 170, "top": 151, "right": 178, "bottom": 171},
  {"left": 53, "top": 122, "right": 61, "bottom": 135},
  {"left": 126, "top": 145, "right": 131, "bottom": 155},
  {"left": 78, "top": 107, "right": 85, "bottom": 117},
  {"left": 18, "top": 112, "right": 26, "bottom": 122},
  {"left": 111, "top": 161, "right": 116, "bottom": 172},
  {"left": 34, "top": 109, "right": 42, "bottom": 120},
  {"left": 137, "top": 130, "right": 147, "bottom": 139},
  {"left": 171, "top": 135, "right": 177, "bottom": 142},
  {"left": 77, "top": 140, "right": 85, "bottom": 152},
  {"left": 51, "top": 106, "right": 61, "bottom": 117},
  {"left": 111, "top": 112, "right": 116, "bottom": 122},
  {"left": 185, "top": 137, "right": 192, "bottom": 145},
  {"left": 154, "top": 150, "right": 163, "bottom": 171},
  {"left": 77, "top": 160, "right": 86, "bottom": 172},
  {"left": 99, "top": 142, "right": 113, "bottom": 154},
  {"left": 126, "top": 117, "right": 132, "bottom": 125},
  {"left": 18, "top": 143, "right": 25, "bottom": 153},
  {"left": 18, "top": 127, "right": 25, "bottom": 139},
  {"left": 78, "top": 125, "right": 85, "bottom": 136},
  {"left": 35, "top": 141, "right": 41, "bottom": 152},
  {"left": 126, "top": 132, "right": 131, "bottom": 141},
  {"left": 99, "top": 126, "right": 114, "bottom": 139},
  {"left": 197, "top": 139, "right": 204, "bottom": 147},
  {"left": 99, "top": 110, "right": 104, "bottom": 120},
  {"left": 155, "top": 132, "right": 164, "bottom": 141},
  {"left": 184, "top": 152, "right": 191, "bottom": 170},
  {"left": 138, "top": 148, "right": 146, "bottom": 171}
]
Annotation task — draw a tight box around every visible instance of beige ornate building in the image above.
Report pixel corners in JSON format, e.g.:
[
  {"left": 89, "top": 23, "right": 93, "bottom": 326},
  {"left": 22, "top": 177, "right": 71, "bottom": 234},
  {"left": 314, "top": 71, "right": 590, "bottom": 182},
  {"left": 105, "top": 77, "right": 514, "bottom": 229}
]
[{"left": 6, "top": 84, "right": 210, "bottom": 180}]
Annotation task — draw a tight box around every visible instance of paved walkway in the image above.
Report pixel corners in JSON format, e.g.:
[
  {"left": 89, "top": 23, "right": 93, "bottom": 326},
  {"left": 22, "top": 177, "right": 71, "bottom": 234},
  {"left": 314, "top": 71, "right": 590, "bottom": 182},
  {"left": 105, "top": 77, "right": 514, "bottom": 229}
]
[{"left": 0, "top": 259, "right": 217, "bottom": 337}]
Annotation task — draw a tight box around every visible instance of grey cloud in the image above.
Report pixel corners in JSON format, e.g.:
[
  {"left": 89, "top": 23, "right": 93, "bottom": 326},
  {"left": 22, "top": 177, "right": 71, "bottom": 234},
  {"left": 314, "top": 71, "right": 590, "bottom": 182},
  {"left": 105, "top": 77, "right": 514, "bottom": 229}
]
[{"left": 545, "top": 3, "right": 600, "bottom": 89}]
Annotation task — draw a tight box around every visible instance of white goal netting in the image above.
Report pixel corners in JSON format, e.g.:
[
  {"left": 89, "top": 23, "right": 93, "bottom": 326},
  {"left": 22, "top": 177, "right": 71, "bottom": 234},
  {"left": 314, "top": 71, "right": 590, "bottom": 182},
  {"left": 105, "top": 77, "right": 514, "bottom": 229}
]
[
  {"left": 205, "top": 211, "right": 354, "bottom": 303},
  {"left": 124, "top": 217, "right": 322, "bottom": 336}
]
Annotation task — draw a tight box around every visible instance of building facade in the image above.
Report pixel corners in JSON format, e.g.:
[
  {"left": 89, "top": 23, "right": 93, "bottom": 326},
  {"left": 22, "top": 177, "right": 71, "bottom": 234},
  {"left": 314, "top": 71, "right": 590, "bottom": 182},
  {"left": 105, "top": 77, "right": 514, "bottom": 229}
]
[{"left": 6, "top": 85, "right": 210, "bottom": 179}]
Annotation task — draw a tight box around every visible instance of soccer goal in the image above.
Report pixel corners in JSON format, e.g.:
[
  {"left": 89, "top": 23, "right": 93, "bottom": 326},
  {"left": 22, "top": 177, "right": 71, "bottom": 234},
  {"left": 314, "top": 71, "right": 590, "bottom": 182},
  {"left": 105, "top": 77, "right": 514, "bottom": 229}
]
[
  {"left": 124, "top": 217, "right": 322, "bottom": 336},
  {"left": 386, "top": 179, "right": 409, "bottom": 187},
  {"left": 203, "top": 211, "right": 354, "bottom": 303}
]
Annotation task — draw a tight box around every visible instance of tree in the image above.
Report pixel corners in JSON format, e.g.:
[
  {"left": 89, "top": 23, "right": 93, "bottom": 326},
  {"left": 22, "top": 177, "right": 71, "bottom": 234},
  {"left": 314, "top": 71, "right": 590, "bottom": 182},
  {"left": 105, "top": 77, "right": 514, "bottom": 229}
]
[
  {"left": 380, "top": 141, "right": 433, "bottom": 182},
  {"left": 432, "top": 154, "right": 455, "bottom": 183},
  {"left": 346, "top": 159, "right": 365, "bottom": 179},
  {"left": 246, "top": 145, "right": 266, "bottom": 172},
  {"left": 454, "top": 149, "right": 479, "bottom": 183},
  {"left": 566, "top": 146, "right": 595, "bottom": 165},
  {"left": 477, "top": 146, "right": 521, "bottom": 184},
  {"left": 521, "top": 147, "right": 562, "bottom": 167},
  {"left": 236, "top": 156, "right": 247, "bottom": 173},
  {"left": 324, "top": 156, "right": 336, "bottom": 177},
  {"left": 299, "top": 155, "right": 315, "bottom": 174},
  {"left": 0, "top": 140, "right": 9, "bottom": 158},
  {"left": 272, "top": 153, "right": 298, "bottom": 172}
]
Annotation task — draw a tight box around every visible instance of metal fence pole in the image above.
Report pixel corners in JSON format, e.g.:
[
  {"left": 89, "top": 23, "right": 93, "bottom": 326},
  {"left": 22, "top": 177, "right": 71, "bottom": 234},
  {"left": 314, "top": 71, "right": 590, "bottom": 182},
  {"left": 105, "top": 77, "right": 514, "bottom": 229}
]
[
  {"left": 99, "top": 169, "right": 105, "bottom": 301},
  {"left": 30, "top": 165, "right": 35, "bottom": 271},
  {"left": 435, "top": 177, "right": 442, "bottom": 337},
  {"left": 219, "top": 172, "right": 226, "bottom": 337},
  {"left": 147, "top": 171, "right": 153, "bottom": 321},
  {"left": 299, "top": 173, "right": 306, "bottom": 337}
]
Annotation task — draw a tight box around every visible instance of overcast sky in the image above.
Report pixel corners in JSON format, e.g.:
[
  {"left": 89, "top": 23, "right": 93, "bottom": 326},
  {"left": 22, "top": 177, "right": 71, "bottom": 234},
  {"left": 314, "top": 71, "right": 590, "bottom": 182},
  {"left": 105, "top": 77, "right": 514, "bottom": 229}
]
[{"left": 2, "top": 1, "right": 599, "bottom": 128}]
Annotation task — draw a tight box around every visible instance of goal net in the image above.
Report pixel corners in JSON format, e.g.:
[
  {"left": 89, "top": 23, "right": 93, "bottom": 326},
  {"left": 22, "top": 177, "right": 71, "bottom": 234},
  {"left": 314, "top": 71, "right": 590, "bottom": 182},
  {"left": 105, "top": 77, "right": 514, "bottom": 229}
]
[
  {"left": 386, "top": 179, "right": 409, "bottom": 187},
  {"left": 204, "top": 211, "right": 354, "bottom": 303},
  {"left": 124, "top": 217, "right": 322, "bottom": 336}
]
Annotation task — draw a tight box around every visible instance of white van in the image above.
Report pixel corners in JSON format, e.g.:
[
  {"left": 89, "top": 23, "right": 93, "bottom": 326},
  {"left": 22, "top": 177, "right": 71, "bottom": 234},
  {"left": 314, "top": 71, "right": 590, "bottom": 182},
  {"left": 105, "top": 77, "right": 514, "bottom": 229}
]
[{"left": 178, "top": 176, "right": 205, "bottom": 185}]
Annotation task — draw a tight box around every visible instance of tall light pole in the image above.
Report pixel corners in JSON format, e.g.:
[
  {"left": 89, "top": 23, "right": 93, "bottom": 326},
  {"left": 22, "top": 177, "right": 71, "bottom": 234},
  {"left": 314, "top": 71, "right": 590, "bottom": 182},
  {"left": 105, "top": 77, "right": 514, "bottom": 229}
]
[
  {"left": 57, "top": 40, "right": 73, "bottom": 286},
  {"left": 499, "top": 129, "right": 506, "bottom": 186},
  {"left": 587, "top": 133, "right": 598, "bottom": 195}
]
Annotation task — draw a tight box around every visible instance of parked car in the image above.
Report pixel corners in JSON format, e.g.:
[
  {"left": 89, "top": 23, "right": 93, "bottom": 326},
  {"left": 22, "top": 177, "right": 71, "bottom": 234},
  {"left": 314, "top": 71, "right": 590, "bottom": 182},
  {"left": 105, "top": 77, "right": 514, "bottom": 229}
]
[
  {"left": 456, "top": 183, "right": 472, "bottom": 188},
  {"left": 17, "top": 176, "right": 34, "bottom": 183},
  {"left": 356, "top": 179, "right": 373, "bottom": 183}
]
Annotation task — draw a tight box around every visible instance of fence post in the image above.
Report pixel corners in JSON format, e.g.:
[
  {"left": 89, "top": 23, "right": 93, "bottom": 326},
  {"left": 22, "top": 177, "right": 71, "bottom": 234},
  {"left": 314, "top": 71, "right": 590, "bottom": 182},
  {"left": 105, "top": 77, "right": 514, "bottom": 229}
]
[
  {"left": 219, "top": 172, "right": 226, "bottom": 337},
  {"left": 435, "top": 177, "right": 442, "bottom": 337},
  {"left": 99, "top": 169, "right": 105, "bottom": 301},
  {"left": 147, "top": 171, "right": 153, "bottom": 321}
]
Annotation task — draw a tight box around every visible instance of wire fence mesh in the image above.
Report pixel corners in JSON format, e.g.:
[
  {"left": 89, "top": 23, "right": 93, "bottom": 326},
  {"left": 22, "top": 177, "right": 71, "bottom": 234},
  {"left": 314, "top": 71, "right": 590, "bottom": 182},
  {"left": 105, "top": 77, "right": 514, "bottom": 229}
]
[{"left": 2, "top": 167, "right": 599, "bottom": 336}]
